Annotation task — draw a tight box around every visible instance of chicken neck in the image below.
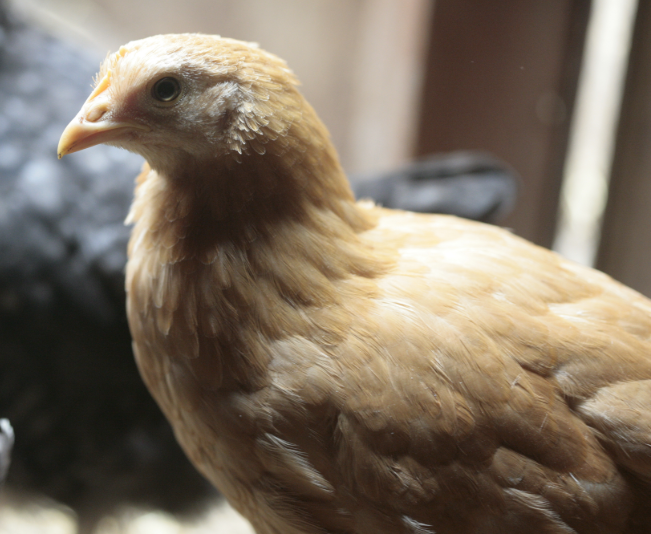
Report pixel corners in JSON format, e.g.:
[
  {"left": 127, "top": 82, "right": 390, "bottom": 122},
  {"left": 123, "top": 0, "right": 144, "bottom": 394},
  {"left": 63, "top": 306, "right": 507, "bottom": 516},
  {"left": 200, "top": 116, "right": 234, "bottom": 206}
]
[{"left": 126, "top": 135, "right": 385, "bottom": 392}]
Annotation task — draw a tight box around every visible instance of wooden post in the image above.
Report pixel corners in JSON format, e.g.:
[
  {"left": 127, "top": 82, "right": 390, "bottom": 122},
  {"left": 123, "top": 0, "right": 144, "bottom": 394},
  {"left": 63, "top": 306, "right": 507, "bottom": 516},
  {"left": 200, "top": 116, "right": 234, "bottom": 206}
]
[
  {"left": 415, "top": 0, "right": 591, "bottom": 247},
  {"left": 595, "top": 1, "right": 651, "bottom": 296}
]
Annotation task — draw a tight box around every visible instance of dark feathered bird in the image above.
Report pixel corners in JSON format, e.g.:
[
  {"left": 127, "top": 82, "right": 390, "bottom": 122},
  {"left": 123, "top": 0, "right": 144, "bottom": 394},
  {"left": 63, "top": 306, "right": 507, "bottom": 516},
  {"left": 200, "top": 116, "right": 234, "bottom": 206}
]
[
  {"left": 0, "top": 6, "right": 214, "bottom": 526},
  {"left": 353, "top": 151, "right": 517, "bottom": 223},
  {"left": 59, "top": 33, "right": 651, "bottom": 534}
]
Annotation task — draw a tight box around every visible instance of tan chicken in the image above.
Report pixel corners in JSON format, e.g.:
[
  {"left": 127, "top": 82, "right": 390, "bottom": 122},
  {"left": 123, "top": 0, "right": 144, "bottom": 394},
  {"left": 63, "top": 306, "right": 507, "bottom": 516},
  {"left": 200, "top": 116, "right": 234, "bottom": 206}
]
[{"left": 58, "top": 34, "right": 651, "bottom": 534}]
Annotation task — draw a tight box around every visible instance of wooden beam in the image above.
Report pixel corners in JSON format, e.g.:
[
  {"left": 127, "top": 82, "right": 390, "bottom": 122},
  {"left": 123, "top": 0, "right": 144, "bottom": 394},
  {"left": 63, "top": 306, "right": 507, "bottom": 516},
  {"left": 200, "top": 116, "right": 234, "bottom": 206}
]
[
  {"left": 415, "top": 0, "right": 591, "bottom": 246},
  {"left": 596, "top": 1, "right": 651, "bottom": 296}
]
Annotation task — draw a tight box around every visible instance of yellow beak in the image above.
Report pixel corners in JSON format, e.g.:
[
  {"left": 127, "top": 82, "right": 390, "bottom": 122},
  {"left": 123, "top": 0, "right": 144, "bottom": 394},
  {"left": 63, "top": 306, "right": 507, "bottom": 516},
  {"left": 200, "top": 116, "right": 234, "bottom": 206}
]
[{"left": 57, "top": 71, "right": 149, "bottom": 158}]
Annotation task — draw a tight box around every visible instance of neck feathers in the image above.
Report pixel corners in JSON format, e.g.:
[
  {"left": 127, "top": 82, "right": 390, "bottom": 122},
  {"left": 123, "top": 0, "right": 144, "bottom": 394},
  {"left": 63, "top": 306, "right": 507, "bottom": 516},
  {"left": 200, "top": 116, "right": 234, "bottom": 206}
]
[{"left": 125, "top": 116, "right": 386, "bottom": 390}]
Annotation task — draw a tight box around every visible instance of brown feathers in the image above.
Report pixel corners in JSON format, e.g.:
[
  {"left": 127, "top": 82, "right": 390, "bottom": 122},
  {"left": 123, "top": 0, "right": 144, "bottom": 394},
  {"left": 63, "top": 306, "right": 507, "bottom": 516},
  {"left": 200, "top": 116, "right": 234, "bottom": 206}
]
[{"left": 59, "top": 34, "right": 651, "bottom": 533}]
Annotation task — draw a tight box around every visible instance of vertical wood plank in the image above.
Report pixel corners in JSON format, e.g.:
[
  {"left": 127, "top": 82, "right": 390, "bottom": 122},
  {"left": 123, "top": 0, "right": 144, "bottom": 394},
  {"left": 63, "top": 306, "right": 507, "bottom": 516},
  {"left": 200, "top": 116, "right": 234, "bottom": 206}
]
[
  {"left": 596, "top": 1, "right": 651, "bottom": 295},
  {"left": 415, "top": 0, "right": 591, "bottom": 246}
]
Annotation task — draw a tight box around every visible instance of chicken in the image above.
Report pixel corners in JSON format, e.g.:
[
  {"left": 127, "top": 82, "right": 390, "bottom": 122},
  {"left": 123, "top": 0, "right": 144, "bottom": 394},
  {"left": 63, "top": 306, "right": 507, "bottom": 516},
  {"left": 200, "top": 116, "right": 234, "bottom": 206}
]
[{"left": 58, "top": 34, "right": 651, "bottom": 534}]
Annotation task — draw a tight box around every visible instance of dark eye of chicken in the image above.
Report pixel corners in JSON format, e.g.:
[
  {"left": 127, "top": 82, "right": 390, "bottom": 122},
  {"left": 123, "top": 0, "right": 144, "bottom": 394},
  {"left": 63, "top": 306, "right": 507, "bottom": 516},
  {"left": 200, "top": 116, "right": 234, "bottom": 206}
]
[{"left": 152, "top": 77, "right": 180, "bottom": 102}]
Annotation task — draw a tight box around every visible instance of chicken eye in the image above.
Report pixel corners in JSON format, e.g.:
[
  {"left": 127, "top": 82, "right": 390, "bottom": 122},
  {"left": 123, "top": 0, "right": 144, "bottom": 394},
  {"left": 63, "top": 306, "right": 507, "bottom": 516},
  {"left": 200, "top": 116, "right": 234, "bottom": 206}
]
[{"left": 152, "top": 77, "right": 181, "bottom": 102}]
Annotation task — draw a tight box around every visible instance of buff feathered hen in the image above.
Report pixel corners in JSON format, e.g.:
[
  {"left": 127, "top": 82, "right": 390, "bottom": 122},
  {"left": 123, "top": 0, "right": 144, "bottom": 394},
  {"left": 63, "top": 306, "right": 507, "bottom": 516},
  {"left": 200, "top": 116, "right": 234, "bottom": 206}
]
[{"left": 58, "top": 34, "right": 651, "bottom": 534}]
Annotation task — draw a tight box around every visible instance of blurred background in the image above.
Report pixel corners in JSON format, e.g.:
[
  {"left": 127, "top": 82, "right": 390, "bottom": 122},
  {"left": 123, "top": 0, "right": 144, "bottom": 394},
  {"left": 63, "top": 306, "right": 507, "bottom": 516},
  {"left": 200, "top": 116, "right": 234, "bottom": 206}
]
[{"left": 1, "top": 0, "right": 650, "bottom": 532}]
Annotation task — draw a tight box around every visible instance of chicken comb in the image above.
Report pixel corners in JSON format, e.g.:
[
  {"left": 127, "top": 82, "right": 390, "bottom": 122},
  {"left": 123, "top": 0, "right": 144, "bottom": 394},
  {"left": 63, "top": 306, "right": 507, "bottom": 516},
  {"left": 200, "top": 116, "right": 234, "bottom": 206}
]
[{"left": 95, "top": 46, "right": 129, "bottom": 87}]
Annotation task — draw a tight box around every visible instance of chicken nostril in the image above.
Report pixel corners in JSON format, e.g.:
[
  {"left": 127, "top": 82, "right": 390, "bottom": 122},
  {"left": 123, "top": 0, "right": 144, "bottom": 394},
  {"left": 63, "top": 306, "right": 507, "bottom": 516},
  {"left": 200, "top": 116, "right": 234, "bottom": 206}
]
[{"left": 86, "top": 105, "right": 108, "bottom": 123}]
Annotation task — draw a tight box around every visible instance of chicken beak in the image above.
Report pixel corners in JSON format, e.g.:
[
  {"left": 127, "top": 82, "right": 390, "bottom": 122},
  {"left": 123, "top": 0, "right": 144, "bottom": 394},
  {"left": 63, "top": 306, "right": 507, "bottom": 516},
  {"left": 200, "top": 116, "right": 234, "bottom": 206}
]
[{"left": 57, "top": 71, "right": 149, "bottom": 158}]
